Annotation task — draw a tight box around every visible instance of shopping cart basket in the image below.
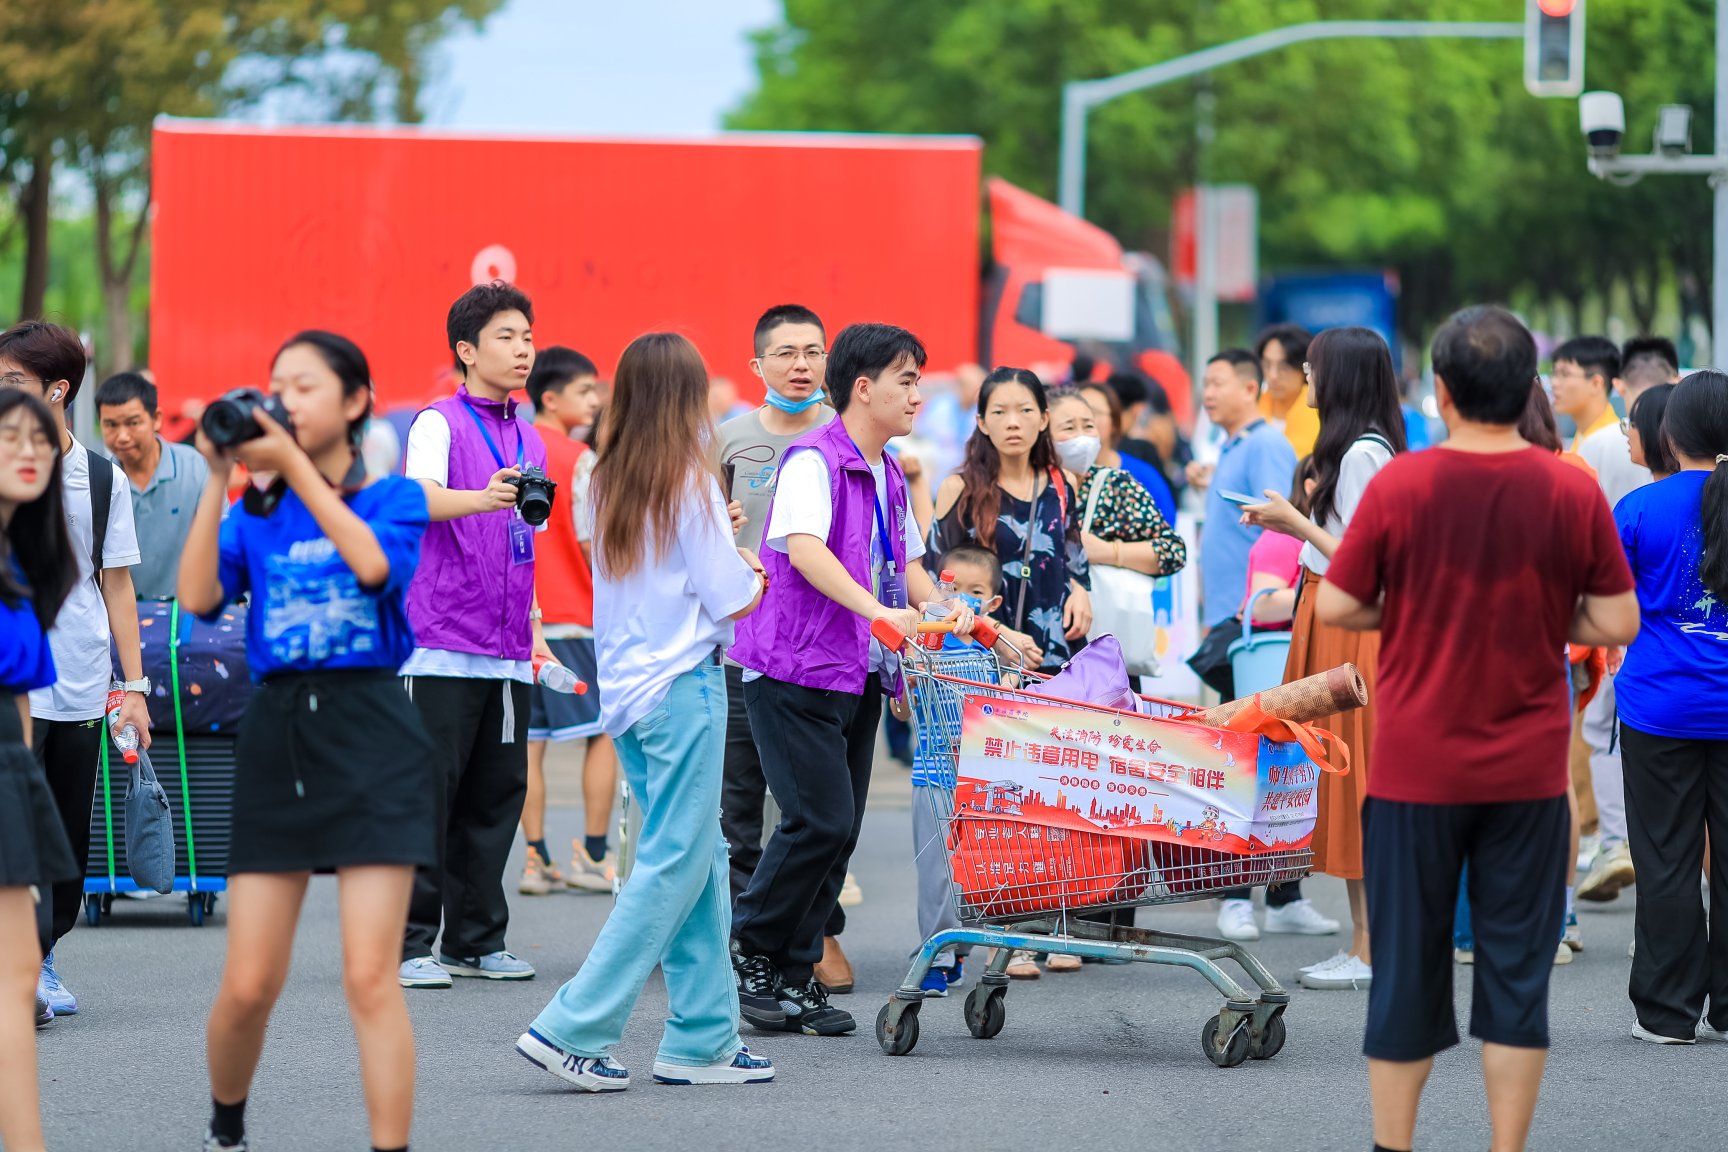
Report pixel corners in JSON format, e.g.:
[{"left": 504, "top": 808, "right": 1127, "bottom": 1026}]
[{"left": 877, "top": 618, "right": 1319, "bottom": 1069}]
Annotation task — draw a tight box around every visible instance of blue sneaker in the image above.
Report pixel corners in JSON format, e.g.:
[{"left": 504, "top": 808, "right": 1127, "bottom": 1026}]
[
  {"left": 440, "top": 950, "right": 535, "bottom": 981},
  {"left": 39, "top": 951, "right": 76, "bottom": 1015},
  {"left": 919, "top": 968, "right": 950, "bottom": 997},
  {"left": 653, "top": 1046, "right": 775, "bottom": 1085},
  {"left": 398, "top": 955, "right": 452, "bottom": 989},
  {"left": 516, "top": 1030, "right": 630, "bottom": 1092},
  {"left": 945, "top": 957, "right": 965, "bottom": 986}
]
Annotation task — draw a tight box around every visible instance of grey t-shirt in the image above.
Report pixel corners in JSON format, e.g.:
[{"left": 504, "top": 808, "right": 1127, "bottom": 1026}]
[
  {"left": 718, "top": 405, "right": 836, "bottom": 554},
  {"left": 119, "top": 437, "right": 208, "bottom": 601}
]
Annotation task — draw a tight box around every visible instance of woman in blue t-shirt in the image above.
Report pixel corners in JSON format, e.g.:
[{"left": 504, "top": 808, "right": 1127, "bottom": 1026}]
[
  {"left": 179, "top": 331, "right": 433, "bottom": 1152},
  {"left": 0, "top": 389, "right": 78, "bottom": 1152},
  {"left": 1615, "top": 369, "right": 1728, "bottom": 1045}
]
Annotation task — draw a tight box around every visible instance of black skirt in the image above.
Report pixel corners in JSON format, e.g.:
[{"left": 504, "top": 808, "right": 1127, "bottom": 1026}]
[
  {"left": 231, "top": 670, "right": 437, "bottom": 873},
  {"left": 0, "top": 695, "right": 79, "bottom": 888}
]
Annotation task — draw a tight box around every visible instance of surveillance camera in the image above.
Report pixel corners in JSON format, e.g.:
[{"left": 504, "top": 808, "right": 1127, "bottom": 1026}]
[
  {"left": 1655, "top": 104, "right": 1693, "bottom": 156},
  {"left": 1580, "top": 91, "right": 1625, "bottom": 160}
]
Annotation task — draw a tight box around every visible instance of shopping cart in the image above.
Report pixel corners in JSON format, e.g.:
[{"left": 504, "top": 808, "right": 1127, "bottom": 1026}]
[{"left": 877, "top": 618, "right": 1312, "bottom": 1069}]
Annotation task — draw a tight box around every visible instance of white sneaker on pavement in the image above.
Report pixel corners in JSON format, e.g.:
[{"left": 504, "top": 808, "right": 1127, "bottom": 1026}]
[
  {"left": 1576, "top": 831, "right": 1601, "bottom": 874},
  {"left": 1299, "top": 954, "right": 1371, "bottom": 990},
  {"left": 1215, "top": 899, "right": 1260, "bottom": 941},
  {"left": 1263, "top": 898, "right": 1341, "bottom": 936},
  {"left": 1633, "top": 1021, "right": 1694, "bottom": 1045},
  {"left": 1577, "top": 839, "right": 1635, "bottom": 902},
  {"left": 1300, "top": 950, "right": 1350, "bottom": 976}
]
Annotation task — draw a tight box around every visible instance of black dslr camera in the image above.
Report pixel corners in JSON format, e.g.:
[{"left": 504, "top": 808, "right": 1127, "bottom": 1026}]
[
  {"left": 508, "top": 463, "right": 557, "bottom": 526},
  {"left": 202, "top": 388, "right": 292, "bottom": 449}
]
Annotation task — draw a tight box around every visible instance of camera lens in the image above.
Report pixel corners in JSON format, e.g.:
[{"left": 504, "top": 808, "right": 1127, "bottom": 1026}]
[
  {"left": 202, "top": 398, "right": 248, "bottom": 448},
  {"left": 517, "top": 486, "right": 552, "bottom": 526}
]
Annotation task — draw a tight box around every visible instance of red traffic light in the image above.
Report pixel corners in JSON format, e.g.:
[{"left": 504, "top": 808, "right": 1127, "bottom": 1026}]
[{"left": 1537, "top": 0, "right": 1578, "bottom": 15}]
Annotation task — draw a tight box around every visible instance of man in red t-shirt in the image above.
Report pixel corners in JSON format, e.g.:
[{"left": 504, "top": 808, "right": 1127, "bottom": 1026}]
[
  {"left": 519, "top": 348, "right": 618, "bottom": 895},
  {"left": 1319, "top": 306, "right": 1638, "bottom": 1152}
]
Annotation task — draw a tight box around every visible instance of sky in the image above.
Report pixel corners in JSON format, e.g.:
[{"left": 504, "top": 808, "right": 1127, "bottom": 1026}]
[{"left": 422, "top": 0, "right": 783, "bottom": 136}]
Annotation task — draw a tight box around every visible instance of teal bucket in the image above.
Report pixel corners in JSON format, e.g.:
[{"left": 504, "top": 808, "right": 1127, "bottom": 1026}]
[{"left": 1228, "top": 588, "right": 1292, "bottom": 699}]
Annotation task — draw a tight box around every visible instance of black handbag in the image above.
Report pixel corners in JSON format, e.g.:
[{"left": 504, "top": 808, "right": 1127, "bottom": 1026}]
[{"left": 1186, "top": 617, "right": 1243, "bottom": 698}]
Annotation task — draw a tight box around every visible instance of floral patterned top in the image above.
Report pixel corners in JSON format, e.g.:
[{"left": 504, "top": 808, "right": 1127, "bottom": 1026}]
[
  {"left": 1077, "top": 466, "right": 1187, "bottom": 575},
  {"left": 929, "top": 470, "right": 1090, "bottom": 670}
]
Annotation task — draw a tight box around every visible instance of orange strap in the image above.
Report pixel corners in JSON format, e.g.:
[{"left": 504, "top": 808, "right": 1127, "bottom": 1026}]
[{"left": 1220, "top": 696, "right": 1352, "bottom": 777}]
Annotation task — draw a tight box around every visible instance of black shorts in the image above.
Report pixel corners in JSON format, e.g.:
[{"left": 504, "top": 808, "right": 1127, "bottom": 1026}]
[{"left": 1362, "top": 794, "right": 1569, "bottom": 1062}]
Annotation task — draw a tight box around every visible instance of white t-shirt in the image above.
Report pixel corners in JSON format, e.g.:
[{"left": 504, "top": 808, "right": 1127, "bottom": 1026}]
[
  {"left": 763, "top": 448, "right": 925, "bottom": 674},
  {"left": 31, "top": 438, "right": 142, "bottom": 720},
  {"left": 1300, "top": 435, "right": 1393, "bottom": 576},
  {"left": 399, "top": 408, "right": 533, "bottom": 683},
  {"left": 595, "top": 478, "right": 760, "bottom": 735},
  {"left": 1576, "top": 422, "right": 1651, "bottom": 509}
]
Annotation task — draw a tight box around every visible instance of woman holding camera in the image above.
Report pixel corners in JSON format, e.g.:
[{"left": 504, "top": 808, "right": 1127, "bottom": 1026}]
[
  {"left": 0, "top": 389, "right": 77, "bottom": 1152},
  {"left": 180, "top": 331, "right": 435, "bottom": 1152}
]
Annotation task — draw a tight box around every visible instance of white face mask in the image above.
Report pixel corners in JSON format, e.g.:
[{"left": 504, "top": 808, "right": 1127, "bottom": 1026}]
[{"left": 1055, "top": 434, "right": 1101, "bottom": 475}]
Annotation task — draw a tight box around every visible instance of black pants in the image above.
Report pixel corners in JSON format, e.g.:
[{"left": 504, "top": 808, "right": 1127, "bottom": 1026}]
[
  {"left": 733, "top": 673, "right": 880, "bottom": 983},
  {"left": 1621, "top": 723, "right": 1728, "bottom": 1038},
  {"left": 32, "top": 717, "right": 104, "bottom": 954},
  {"left": 720, "top": 664, "right": 768, "bottom": 903},
  {"left": 401, "top": 676, "right": 530, "bottom": 961},
  {"left": 1215, "top": 880, "right": 1304, "bottom": 906}
]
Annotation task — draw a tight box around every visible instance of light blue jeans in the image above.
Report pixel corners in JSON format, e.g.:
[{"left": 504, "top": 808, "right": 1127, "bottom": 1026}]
[{"left": 530, "top": 656, "right": 743, "bottom": 1067}]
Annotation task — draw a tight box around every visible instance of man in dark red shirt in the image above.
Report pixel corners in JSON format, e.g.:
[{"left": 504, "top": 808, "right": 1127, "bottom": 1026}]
[{"left": 1319, "top": 305, "right": 1639, "bottom": 1152}]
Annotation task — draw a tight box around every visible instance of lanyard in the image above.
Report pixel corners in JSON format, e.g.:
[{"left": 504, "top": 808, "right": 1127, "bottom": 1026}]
[
  {"left": 462, "top": 400, "right": 524, "bottom": 472},
  {"left": 847, "top": 435, "right": 896, "bottom": 574}
]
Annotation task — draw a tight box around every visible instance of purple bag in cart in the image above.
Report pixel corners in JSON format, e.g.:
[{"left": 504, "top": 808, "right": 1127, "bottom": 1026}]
[{"left": 128, "top": 600, "right": 253, "bottom": 734}]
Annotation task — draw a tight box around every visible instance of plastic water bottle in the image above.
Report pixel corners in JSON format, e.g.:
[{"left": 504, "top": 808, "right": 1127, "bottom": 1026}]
[
  {"left": 105, "top": 687, "right": 141, "bottom": 765},
  {"left": 532, "top": 655, "right": 588, "bottom": 695},
  {"left": 920, "top": 570, "right": 959, "bottom": 649}
]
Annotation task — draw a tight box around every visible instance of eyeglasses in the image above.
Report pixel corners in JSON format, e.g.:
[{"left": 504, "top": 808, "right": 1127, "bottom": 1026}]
[
  {"left": 0, "top": 371, "right": 42, "bottom": 391},
  {"left": 759, "top": 348, "right": 827, "bottom": 365},
  {"left": 0, "top": 424, "right": 53, "bottom": 455}
]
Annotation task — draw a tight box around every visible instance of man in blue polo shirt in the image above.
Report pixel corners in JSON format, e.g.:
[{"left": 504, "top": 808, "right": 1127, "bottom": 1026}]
[
  {"left": 97, "top": 370, "right": 209, "bottom": 600},
  {"left": 1194, "top": 349, "right": 1298, "bottom": 630}
]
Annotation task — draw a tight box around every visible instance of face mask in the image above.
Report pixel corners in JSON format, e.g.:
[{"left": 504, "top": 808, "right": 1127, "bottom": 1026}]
[
  {"left": 763, "top": 387, "right": 827, "bottom": 415},
  {"left": 1055, "top": 434, "right": 1101, "bottom": 475},
  {"left": 956, "top": 592, "right": 985, "bottom": 612}
]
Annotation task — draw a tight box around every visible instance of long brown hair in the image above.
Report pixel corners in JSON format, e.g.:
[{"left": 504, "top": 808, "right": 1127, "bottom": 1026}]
[
  {"left": 592, "top": 332, "right": 714, "bottom": 579},
  {"left": 955, "top": 367, "right": 1062, "bottom": 539}
]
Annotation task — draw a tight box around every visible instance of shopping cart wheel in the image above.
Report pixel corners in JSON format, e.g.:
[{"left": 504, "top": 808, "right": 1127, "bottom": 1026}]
[
  {"left": 84, "top": 895, "right": 102, "bottom": 927},
  {"left": 1201, "top": 1014, "right": 1251, "bottom": 1068},
  {"left": 187, "top": 894, "right": 205, "bottom": 927},
  {"left": 875, "top": 1000, "right": 921, "bottom": 1056},
  {"left": 963, "top": 985, "right": 1006, "bottom": 1040},
  {"left": 1249, "top": 1012, "right": 1286, "bottom": 1060}
]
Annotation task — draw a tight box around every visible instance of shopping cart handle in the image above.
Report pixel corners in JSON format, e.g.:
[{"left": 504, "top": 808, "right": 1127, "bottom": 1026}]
[{"left": 870, "top": 617, "right": 1000, "bottom": 651}]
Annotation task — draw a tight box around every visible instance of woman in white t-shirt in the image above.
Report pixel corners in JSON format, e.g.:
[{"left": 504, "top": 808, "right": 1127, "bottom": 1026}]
[
  {"left": 514, "top": 333, "right": 773, "bottom": 1091},
  {"left": 1240, "top": 326, "right": 1404, "bottom": 991}
]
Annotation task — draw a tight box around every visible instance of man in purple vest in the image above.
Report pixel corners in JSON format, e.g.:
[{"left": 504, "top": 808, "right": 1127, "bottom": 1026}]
[
  {"left": 398, "top": 280, "right": 553, "bottom": 989},
  {"left": 729, "top": 323, "right": 972, "bottom": 1036}
]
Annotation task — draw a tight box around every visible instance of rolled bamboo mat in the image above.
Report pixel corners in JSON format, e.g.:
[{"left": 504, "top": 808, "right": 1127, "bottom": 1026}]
[{"left": 1191, "top": 664, "right": 1367, "bottom": 727}]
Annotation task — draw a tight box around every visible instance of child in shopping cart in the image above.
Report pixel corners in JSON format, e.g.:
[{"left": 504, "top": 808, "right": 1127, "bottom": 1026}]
[{"left": 905, "top": 544, "right": 1006, "bottom": 996}]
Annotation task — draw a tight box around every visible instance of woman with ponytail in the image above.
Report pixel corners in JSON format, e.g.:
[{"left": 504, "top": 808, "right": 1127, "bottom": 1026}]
[{"left": 1614, "top": 368, "right": 1728, "bottom": 1044}]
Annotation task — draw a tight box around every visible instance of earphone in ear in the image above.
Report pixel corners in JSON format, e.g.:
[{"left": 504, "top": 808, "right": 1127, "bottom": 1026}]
[{"left": 49, "top": 387, "right": 64, "bottom": 403}]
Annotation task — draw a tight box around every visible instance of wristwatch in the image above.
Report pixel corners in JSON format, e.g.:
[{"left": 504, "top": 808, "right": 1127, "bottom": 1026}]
[{"left": 118, "top": 677, "right": 151, "bottom": 695}]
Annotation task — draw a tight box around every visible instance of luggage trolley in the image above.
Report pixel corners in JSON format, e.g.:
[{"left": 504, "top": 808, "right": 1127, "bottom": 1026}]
[{"left": 877, "top": 619, "right": 1310, "bottom": 1069}]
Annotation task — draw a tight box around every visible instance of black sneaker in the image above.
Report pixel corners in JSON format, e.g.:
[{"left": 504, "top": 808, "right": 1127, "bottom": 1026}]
[
  {"left": 734, "top": 953, "right": 788, "bottom": 1031},
  {"left": 779, "top": 979, "right": 856, "bottom": 1036}
]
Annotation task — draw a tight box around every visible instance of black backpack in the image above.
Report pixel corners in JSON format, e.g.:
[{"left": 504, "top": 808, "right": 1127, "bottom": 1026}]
[{"left": 86, "top": 441, "right": 112, "bottom": 588}]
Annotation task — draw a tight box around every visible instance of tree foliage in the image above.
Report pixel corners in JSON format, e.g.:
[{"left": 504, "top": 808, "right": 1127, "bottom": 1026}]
[{"left": 730, "top": 0, "right": 1715, "bottom": 347}]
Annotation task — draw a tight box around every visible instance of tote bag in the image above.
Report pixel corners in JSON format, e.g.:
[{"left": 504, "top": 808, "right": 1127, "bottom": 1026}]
[{"left": 1081, "top": 470, "right": 1161, "bottom": 677}]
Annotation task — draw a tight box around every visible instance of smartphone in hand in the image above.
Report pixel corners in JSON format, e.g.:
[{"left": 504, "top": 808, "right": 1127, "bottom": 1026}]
[{"left": 1218, "top": 490, "right": 1263, "bottom": 507}]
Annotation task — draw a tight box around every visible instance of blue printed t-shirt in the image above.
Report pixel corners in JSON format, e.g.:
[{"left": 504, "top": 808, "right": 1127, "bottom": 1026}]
[
  {"left": 1615, "top": 471, "right": 1728, "bottom": 738},
  {"left": 1201, "top": 420, "right": 1298, "bottom": 628},
  {"left": 0, "top": 565, "right": 56, "bottom": 694},
  {"left": 1117, "top": 451, "right": 1178, "bottom": 525},
  {"left": 211, "top": 475, "right": 428, "bottom": 681}
]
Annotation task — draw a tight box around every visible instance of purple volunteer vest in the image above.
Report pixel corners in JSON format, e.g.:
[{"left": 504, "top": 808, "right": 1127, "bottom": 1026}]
[
  {"left": 729, "top": 417, "right": 909, "bottom": 696},
  {"left": 405, "top": 386, "right": 547, "bottom": 661}
]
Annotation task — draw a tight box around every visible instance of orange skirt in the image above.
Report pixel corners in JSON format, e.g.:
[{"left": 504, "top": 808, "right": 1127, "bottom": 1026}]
[{"left": 1285, "top": 568, "right": 1378, "bottom": 881}]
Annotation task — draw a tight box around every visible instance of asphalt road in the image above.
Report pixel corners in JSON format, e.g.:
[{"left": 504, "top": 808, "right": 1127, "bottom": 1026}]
[{"left": 35, "top": 761, "right": 1720, "bottom": 1152}]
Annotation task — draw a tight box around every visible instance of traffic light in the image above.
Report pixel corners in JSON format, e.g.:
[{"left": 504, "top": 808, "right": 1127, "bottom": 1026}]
[{"left": 1525, "top": 0, "right": 1585, "bottom": 98}]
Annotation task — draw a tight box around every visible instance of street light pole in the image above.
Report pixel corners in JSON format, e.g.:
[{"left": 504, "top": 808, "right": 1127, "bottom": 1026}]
[{"left": 1058, "top": 20, "right": 1524, "bottom": 219}]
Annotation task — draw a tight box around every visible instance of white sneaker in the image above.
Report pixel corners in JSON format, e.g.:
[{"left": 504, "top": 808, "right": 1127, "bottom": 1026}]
[
  {"left": 1576, "top": 832, "right": 1601, "bottom": 874},
  {"left": 1300, "top": 950, "right": 1350, "bottom": 976},
  {"left": 1453, "top": 947, "right": 1474, "bottom": 965},
  {"left": 1553, "top": 941, "right": 1573, "bottom": 966},
  {"left": 1215, "top": 899, "right": 1260, "bottom": 941},
  {"left": 1263, "top": 898, "right": 1341, "bottom": 936},
  {"left": 839, "top": 872, "right": 864, "bottom": 908},
  {"left": 1696, "top": 1021, "right": 1728, "bottom": 1042},
  {"left": 566, "top": 843, "right": 617, "bottom": 893},
  {"left": 1299, "top": 954, "right": 1371, "bottom": 990},
  {"left": 1633, "top": 1021, "right": 1694, "bottom": 1045},
  {"left": 1578, "top": 840, "right": 1635, "bottom": 902},
  {"left": 516, "top": 1030, "right": 632, "bottom": 1091},
  {"left": 652, "top": 1046, "right": 775, "bottom": 1085}
]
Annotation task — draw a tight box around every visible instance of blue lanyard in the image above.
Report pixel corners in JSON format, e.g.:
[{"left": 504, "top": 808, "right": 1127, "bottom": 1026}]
[
  {"left": 847, "top": 435, "right": 896, "bottom": 574},
  {"left": 462, "top": 400, "right": 524, "bottom": 471}
]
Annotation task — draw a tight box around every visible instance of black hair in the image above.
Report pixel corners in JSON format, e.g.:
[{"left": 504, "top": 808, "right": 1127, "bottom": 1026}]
[
  {"left": 1552, "top": 335, "right": 1621, "bottom": 395},
  {"left": 0, "top": 390, "right": 76, "bottom": 629},
  {"left": 1620, "top": 335, "right": 1680, "bottom": 391},
  {"left": 1662, "top": 370, "right": 1728, "bottom": 601},
  {"left": 274, "top": 330, "right": 373, "bottom": 447},
  {"left": 1106, "top": 371, "right": 1148, "bottom": 410},
  {"left": 527, "top": 346, "right": 598, "bottom": 410},
  {"left": 1431, "top": 305, "right": 1539, "bottom": 426},
  {"left": 1069, "top": 352, "right": 1096, "bottom": 384},
  {"left": 95, "top": 371, "right": 158, "bottom": 415},
  {"left": 1517, "top": 379, "right": 1563, "bottom": 453},
  {"left": 1254, "top": 323, "right": 1313, "bottom": 369},
  {"left": 955, "top": 367, "right": 1066, "bottom": 546},
  {"left": 753, "top": 304, "right": 825, "bottom": 357},
  {"left": 1630, "top": 382, "right": 1681, "bottom": 477},
  {"left": 825, "top": 323, "right": 926, "bottom": 414},
  {"left": 1209, "top": 348, "right": 1259, "bottom": 378},
  {"left": 1306, "top": 326, "right": 1406, "bottom": 529},
  {"left": 0, "top": 320, "right": 87, "bottom": 405},
  {"left": 938, "top": 543, "right": 1003, "bottom": 589},
  {"left": 447, "top": 280, "right": 534, "bottom": 375}
]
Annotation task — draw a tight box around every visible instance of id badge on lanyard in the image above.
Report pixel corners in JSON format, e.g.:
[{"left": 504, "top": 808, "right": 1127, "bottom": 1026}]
[
  {"left": 508, "top": 515, "right": 534, "bottom": 566},
  {"left": 867, "top": 480, "right": 906, "bottom": 609}
]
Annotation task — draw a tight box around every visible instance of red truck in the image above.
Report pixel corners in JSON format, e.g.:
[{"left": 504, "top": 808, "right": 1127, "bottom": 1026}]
[{"left": 150, "top": 120, "right": 1184, "bottom": 421}]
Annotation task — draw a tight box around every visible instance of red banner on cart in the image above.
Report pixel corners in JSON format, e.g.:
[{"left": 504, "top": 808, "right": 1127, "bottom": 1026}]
[{"left": 953, "top": 696, "right": 1321, "bottom": 852}]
